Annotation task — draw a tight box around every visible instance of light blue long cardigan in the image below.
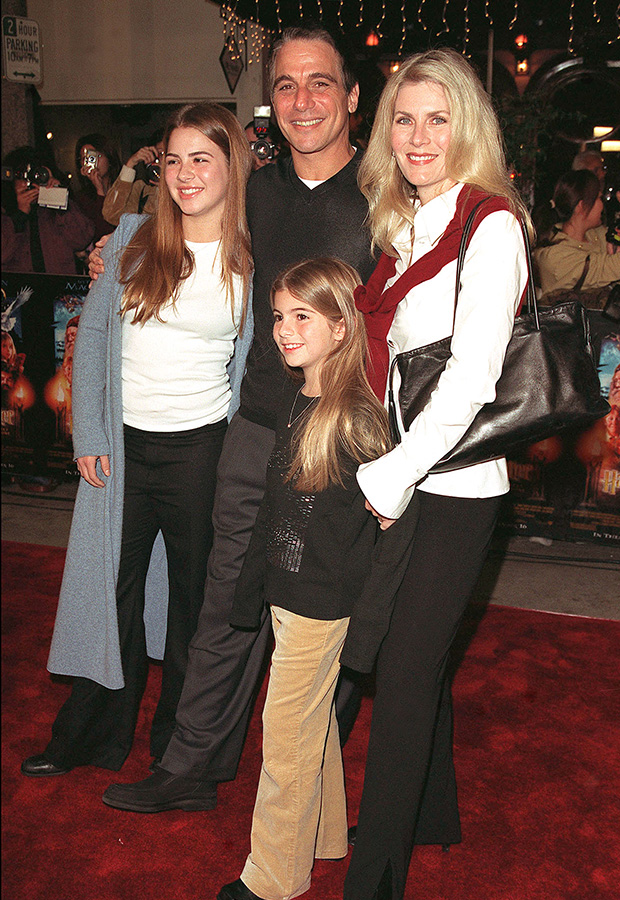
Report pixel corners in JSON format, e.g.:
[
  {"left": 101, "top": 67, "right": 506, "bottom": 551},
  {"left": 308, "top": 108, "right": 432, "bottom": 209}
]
[{"left": 46, "top": 215, "right": 254, "bottom": 689}]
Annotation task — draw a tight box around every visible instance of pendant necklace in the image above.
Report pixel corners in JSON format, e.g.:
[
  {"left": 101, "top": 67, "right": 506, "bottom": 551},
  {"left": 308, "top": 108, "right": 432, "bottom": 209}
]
[{"left": 287, "top": 386, "right": 318, "bottom": 428}]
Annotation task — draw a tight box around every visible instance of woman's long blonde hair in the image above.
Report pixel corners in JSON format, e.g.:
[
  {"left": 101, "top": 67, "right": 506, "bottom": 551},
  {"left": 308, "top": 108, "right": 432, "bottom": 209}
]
[
  {"left": 120, "top": 102, "right": 252, "bottom": 328},
  {"left": 272, "top": 258, "right": 392, "bottom": 493},
  {"left": 358, "top": 48, "right": 532, "bottom": 255}
]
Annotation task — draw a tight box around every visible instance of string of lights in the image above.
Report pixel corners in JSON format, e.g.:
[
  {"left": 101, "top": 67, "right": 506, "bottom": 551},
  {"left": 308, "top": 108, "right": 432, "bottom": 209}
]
[
  {"left": 611, "top": 3, "right": 620, "bottom": 45},
  {"left": 337, "top": 0, "right": 344, "bottom": 31},
  {"left": 398, "top": 0, "right": 407, "bottom": 55},
  {"left": 375, "top": 0, "right": 387, "bottom": 37},
  {"left": 356, "top": 0, "right": 365, "bottom": 29},
  {"left": 438, "top": 0, "right": 451, "bottom": 36},
  {"left": 463, "top": 0, "right": 471, "bottom": 56},
  {"left": 568, "top": 0, "right": 577, "bottom": 54},
  {"left": 418, "top": 0, "right": 429, "bottom": 32},
  {"left": 216, "top": 1, "right": 620, "bottom": 65},
  {"left": 508, "top": 0, "right": 519, "bottom": 31}
]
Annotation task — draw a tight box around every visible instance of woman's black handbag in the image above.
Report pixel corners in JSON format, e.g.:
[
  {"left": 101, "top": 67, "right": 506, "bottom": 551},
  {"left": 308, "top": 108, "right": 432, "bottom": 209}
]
[{"left": 387, "top": 200, "right": 610, "bottom": 474}]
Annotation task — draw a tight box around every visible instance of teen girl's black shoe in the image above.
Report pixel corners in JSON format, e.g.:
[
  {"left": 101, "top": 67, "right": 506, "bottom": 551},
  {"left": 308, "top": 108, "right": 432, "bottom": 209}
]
[{"left": 21, "top": 754, "right": 72, "bottom": 777}]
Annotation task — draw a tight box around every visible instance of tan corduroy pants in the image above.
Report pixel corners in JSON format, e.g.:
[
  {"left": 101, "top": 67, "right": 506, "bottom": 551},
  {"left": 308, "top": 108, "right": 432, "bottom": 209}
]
[{"left": 240, "top": 605, "right": 350, "bottom": 900}]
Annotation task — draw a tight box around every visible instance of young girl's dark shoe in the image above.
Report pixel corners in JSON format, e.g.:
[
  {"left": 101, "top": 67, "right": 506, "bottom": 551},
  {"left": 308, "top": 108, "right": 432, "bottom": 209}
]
[{"left": 216, "top": 880, "right": 265, "bottom": 900}]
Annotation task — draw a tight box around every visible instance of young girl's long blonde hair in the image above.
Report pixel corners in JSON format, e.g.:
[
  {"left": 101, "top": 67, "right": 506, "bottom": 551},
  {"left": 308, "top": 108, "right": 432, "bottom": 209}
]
[
  {"left": 271, "top": 258, "right": 392, "bottom": 493},
  {"left": 119, "top": 102, "right": 252, "bottom": 329}
]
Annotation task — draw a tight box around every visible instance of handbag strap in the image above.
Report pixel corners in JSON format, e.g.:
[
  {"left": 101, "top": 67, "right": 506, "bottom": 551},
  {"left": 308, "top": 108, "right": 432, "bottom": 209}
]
[
  {"left": 573, "top": 254, "right": 591, "bottom": 293},
  {"left": 388, "top": 197, "right": 539, "bottom": 436},
  {"left": 454, "top": 198, "right": 538, "bottom": 329}
]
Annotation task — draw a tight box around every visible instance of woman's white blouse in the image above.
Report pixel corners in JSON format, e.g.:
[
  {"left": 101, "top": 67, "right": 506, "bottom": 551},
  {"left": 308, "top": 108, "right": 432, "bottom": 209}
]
[{"left": 357, "top": 183, "right": 528, "bottom": 519}]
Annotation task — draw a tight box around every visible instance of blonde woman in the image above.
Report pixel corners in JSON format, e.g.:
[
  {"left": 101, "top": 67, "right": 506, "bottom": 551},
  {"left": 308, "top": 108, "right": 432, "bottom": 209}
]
[
  {"left": 22, "top": 103, "right": 253, "bottom": 780},
  {"left": 342, "top": 49, "right": 531, "bottom": 900},
  {"left": 219, "top": 258, "right": 390, "bottom": 900}
]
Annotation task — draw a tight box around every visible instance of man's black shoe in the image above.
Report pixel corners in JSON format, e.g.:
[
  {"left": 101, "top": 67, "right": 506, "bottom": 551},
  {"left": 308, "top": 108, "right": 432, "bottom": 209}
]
[
  {"left": 102, "top": 765, "right": 217, "bottom": 812},
  {"left": 216, "top": 879, "right": 265, "bottom": 900},
  {"left": 21, "top": 754, "right": 72, "bottom": 777}
]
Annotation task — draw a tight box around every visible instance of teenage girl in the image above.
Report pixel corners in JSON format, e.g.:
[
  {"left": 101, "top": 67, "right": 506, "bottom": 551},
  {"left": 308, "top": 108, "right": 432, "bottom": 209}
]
[
  {"left": 22, "top": 102, "right": 253, "bottom": 778},
  {"left": 217, "top": 257, "right": 391, "bottom": 900}
]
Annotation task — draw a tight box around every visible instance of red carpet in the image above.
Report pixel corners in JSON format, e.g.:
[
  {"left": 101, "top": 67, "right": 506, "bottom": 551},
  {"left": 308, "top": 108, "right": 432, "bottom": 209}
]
[{"left": 2, "top": 540, "right": 619, "bottom": 900}]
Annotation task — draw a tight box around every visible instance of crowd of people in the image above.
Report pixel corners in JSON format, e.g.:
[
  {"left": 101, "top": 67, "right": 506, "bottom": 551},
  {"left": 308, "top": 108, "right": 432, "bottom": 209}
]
[{"left": 7, "top": 24, "right": 618, "bottom": 900}]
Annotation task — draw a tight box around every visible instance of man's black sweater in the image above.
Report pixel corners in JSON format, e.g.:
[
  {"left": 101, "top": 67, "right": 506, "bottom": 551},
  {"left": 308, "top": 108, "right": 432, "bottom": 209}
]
[{"left": 241, "top": 150, "right": 375, "bottom": 431}]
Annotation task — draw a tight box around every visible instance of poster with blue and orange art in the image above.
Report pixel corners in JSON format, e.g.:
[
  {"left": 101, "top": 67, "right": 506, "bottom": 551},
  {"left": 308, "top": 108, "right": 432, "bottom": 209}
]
[{"left": 1, "top": 272, "right": 88, "bottom": 479}]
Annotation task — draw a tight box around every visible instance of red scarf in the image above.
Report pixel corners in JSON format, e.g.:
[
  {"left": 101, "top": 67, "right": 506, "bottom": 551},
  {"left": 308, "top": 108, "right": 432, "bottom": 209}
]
[{"left": 355, "top": 186, "right": 515, "bottom": 398}]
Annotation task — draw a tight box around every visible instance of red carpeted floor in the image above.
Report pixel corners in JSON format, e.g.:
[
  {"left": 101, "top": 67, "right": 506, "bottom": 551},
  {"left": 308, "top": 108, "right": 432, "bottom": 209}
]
[{"left": 2, "top": 540, "right": 619, "bottom": 900}]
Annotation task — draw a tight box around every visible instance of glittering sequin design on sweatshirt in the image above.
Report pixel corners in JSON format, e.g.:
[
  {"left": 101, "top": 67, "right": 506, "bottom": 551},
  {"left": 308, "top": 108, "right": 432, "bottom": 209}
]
[{"left": 266, "top": 446, "right": 315, "bottom": 574}]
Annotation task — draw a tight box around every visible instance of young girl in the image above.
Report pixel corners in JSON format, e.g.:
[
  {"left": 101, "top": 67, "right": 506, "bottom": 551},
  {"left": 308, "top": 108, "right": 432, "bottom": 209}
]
[
  {"left": 218, "top": 258, "right": 391, "bottom": 900},
  {"left": 21, "top": 102, "right": 253, "bottom": 778}
]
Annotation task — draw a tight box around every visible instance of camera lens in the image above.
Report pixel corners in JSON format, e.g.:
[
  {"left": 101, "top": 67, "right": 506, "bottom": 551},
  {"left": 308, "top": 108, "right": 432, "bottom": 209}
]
[
  {"left": 253, "top": 139, "right": 273, "bottom": 161},
  {"left": 31, "top": 166, "right": 50, "bottom": 186},
  {"left": 145, "top": 163, "right": 161, "bottom": 183}
]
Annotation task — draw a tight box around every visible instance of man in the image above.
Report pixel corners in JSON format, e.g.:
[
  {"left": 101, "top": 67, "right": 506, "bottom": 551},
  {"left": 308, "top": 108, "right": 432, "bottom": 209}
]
[
  {"left": 75, "top": 26, "right": 375, "bottom": 813},
  {"left": 244, "top": 121, "right": 281, "bottom": 171}
]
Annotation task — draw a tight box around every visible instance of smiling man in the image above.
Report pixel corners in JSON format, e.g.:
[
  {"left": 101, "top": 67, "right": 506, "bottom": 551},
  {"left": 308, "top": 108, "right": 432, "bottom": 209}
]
[
  {"left": 97, "top": 27, "right": 375, "bottom": 861},
  {"left": 270, "top": 37, "right": 359, "bottom": 178}
]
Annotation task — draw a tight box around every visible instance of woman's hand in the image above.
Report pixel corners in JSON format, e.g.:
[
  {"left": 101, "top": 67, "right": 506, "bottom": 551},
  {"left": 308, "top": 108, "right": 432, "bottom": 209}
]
[
  {"left": 126, "top": 145, "right": 160, "bottom": 169},
  {"left": 15, "top": 180, "right": 39, "bottom": 214},
  {"left": 76, "top": 455, "right": 110, "bottom": 487},
  {"left": 88, "top": 170, "right": 107, "bottom": 196},
  {"left": 365, "top": 499, "right": 396, "bottom": 530}
]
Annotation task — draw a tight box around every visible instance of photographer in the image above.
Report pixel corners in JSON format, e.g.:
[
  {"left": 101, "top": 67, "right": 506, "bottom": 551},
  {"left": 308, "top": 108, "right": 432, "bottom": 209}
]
[
  {"left": 102, "top": 129, "right": 164, "bottom": 225},
  {"left": 534, "top": 169, "right": 620, "bottom": 305},
  {"left": 2, "top": 146, "right": 95, "bottom": 275},
  {"left": 244, "top": 114, "right": 282, "bottom": 171},
  {"left": 74, "top": 134, "right": 121, "bottom": 243}
]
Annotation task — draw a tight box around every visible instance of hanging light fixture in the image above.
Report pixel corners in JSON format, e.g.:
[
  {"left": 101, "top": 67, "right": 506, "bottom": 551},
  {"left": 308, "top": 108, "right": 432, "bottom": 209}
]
[{"left": 514, "top": 32, "right": 529, "bottom": 75}]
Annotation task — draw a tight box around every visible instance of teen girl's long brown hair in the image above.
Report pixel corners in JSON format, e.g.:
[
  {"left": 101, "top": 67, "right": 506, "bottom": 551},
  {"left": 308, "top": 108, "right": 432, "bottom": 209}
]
[
  {"left": 271, "top": 257, "right": 392, "bottom": 492},
  {"left": 119, "top": 102, "right": 252, "bottom": 328}
]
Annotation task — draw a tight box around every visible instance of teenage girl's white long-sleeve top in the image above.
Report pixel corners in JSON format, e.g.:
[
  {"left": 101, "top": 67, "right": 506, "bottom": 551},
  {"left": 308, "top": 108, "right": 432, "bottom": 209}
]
[
  {"left": 121, "top": 239, "right": 244, "bottom": 431},
  {"left": 357, "top": 183, "right": 528, "bottom": 520}
]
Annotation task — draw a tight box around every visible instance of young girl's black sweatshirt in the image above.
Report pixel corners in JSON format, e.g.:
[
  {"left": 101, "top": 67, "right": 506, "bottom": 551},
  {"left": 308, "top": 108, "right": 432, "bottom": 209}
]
[{"left": 231, "top": 385, "right": 378, "bottom": 627}]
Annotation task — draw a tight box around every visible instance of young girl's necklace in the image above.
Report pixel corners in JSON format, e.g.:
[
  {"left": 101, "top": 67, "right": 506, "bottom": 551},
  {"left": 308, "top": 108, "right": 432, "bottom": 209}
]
[{"left": 287, "top": 386, "right": 318, "bottom": 428}]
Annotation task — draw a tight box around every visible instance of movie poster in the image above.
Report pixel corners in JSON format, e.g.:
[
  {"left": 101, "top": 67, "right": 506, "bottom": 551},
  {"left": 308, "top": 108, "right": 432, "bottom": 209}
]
[
  {"left": 500, "top": 312, "right": 620, "bottom": 545},
  {"left": 1, "top": 272, "right": 89, "bottom": 479}
]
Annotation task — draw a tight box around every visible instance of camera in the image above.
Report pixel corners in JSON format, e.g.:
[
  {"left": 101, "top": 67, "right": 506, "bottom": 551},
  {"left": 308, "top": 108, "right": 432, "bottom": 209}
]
[
  {"left": 2, "top": 164, "right": 68, "bottom": 208},
  {"left": 81, "top": 152, "right": 101, "bottom": 175},
  {"left": 604, "top": 183, "right": 620, "bottom": 247},
  {"left": 144, "top": 159, "right": 161, "bottom": 184},
  {"left": 250, "top": 106, "right": 277, "bottom": 162},
  {"left": 6, "top": 164, "right": 51, "bottom": 189}
]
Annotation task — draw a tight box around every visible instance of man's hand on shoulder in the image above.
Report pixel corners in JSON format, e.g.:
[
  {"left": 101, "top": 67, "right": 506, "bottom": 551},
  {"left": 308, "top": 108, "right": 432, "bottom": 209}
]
[{"left": 88, "top": 234, "right": 110, "bottom": 284}]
